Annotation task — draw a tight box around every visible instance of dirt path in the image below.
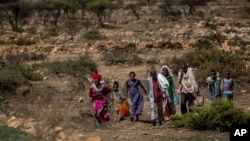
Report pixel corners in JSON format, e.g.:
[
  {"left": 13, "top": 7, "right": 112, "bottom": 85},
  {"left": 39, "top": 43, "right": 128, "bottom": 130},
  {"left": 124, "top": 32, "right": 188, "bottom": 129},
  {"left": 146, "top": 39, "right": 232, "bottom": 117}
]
[{"left": 2, "top": 49, "right": 249, "bottom": 141}]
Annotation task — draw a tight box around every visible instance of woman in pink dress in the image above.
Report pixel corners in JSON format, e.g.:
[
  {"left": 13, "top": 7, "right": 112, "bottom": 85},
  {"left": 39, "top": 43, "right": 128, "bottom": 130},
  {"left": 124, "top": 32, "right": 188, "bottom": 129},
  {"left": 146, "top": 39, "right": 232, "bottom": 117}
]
[{"left": 89, "top": 74, "right": 111, "bottom": 125}]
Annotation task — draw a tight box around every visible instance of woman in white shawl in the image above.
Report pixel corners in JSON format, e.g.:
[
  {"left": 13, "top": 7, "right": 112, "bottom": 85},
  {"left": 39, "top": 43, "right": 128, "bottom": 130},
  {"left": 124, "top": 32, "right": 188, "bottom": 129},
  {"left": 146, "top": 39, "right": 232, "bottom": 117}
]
[
  {"left": 147, "top": 69, "right": 169, "bottom": 126},
  {"left": 160, "top": 66, "right": 176, "bottom": 118}
]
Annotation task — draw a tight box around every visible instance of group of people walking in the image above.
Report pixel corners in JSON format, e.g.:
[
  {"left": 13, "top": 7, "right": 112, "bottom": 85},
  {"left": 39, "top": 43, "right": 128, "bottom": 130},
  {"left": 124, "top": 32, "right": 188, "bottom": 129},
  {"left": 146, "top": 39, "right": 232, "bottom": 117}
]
[
  {"left": 207, "top": 70, "right": 234, "bottom": 101},
  {"left": 88, "top": 64, "right": 235, "bottom": 126}
]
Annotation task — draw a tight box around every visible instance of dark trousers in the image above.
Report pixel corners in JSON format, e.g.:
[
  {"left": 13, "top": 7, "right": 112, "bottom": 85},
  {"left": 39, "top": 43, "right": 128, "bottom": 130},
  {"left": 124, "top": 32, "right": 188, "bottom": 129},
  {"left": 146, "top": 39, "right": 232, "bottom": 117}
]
[
  {"left": 181, "top": 92, "right": 195, "bottom": 114},
  {"left": 156, "top": 101, "right": 164, "bottom": 121}
]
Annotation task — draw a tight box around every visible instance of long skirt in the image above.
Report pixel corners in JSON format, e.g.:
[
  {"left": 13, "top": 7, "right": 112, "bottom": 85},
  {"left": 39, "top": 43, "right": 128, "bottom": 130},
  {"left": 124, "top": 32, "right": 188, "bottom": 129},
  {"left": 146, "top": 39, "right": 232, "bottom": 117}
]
[
  {"left": 93, "top": 98, "right": 110, "bottom": 123},
  {"left": 162, "top": 97, "right": 176, "bottom": 117},
  {"left": 129, "top": 91, "right": 144, "bottom": 116}
]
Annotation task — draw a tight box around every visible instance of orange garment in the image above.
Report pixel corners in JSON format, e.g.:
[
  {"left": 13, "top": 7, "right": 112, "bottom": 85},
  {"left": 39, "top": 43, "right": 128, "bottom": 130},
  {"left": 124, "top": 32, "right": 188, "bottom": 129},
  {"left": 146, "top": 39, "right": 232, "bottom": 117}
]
[{"left": 118, "top": 100, "right": 130, "bottom": 117}]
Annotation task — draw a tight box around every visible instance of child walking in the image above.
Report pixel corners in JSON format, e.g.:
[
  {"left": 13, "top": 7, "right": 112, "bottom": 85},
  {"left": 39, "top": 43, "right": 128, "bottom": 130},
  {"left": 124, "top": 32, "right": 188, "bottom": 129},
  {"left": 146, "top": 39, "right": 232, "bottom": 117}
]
[{"left": 109, "top": 81, "right": 130, "bottom": 121}]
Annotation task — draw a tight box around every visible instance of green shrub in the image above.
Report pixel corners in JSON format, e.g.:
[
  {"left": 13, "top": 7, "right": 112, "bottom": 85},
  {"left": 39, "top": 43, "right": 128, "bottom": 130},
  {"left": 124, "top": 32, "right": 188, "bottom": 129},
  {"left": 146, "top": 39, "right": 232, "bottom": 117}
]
[
  {"left": 165, "top": 49, "right": 248, "bottom": 86},
  {"left": 0, "top": 78, "right": 21, "bottom": 92},
  {"left": 47, "top": 26, "right": 60, "bottom": 36},
  {"left": 84, "top": 31, "right": 104, "bottom": 40},
  {"left": 162, "top": 9, "right": 182, "bottom": 18},
  {"left": 19, "top": 66, "right": 43, "bottom": 81},
  {"left": 47, "top": 54, "right": 97, "bottom": 77},
  {"left": 204, "top": 20, "right": 217, "bottom": 30},
  {"left": 194, "top": 10, "right": 205, "bottom": 18},
  {"left": 169, "top": 100, "right": 250, "bottom": 131},
  {"left": 4, "top": 53, "right": 46, "bottom": 68},
  {"left": 191, "top": 39, "right": 214, "bottom": 49},
  {"left": 224, "top": 28, "right": 237, "bottom": 34},
  {"left": 10, "top": 38, "right": 36, "bottom": 46},
  {"left": 227, "top": 36, "right": 247, "bottom": 49},
  {"left": 103, "top": 45, "right": 143, "bottom": 65},
  {"left": 0, "top": 40, "right": 6, "bottom": 45},
  {"left": 205, "top": 33, "right": 227, "bottom": 45},
  {"left": 0, "top": 125, "right": 33, "bottom": 141},
  {"left": 0, "top": 38, "right": 36, "bottom": 46}
]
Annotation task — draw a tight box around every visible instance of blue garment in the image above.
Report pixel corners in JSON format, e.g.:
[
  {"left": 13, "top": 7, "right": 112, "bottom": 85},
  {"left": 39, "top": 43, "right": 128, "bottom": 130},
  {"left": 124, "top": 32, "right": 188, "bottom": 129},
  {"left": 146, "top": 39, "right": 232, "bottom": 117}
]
[
  {"left": 126, "top": 79, "right": 144, "bottom": 116},
  {"left": 207, "top": 76, "right": 221, "bottom": 100},
  {"left": 222, "top": 78, "right": 234, "bottom": 100}
]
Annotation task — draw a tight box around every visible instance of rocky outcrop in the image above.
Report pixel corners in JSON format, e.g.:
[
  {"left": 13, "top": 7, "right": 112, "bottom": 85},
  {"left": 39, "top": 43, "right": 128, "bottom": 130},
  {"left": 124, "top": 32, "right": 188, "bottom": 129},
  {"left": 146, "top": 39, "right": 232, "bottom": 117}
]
[{"left": 0, "top": 115, "right": 102, "bottom": 141}]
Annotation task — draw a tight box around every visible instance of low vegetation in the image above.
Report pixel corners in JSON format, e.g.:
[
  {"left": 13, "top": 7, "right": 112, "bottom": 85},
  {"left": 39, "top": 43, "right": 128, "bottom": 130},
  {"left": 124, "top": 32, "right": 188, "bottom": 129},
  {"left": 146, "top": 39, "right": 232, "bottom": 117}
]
[
  {"left": 46, "top": 54, "right": 97, "bottom": 77},
  {"left": 47, "top": 26, "right": 60, "bottom": 37},
  {"left": 0, "top": 126, "right": 33, "bottom": 141},
  {"left": 169, "top": 100, "right": 250, "bottom": 131},
  {"left": 19, "top": 66, "right": 43, "bottom": 81},
  {"left": 46, "top": 53, "right": 97, "bottom": 93},
  {"left": 103, "top": 45, "right": 143, "bottom": 65},
  {"left": 0, "top": 54, "right": 45, "bottom": 93},
  {"left": 84, "top": 30, "right": 105, "bottom": 40},
  {"left": 0, "top": 38, "right": 36, "bottom": 46},
  {"left": 165, "top": 48, "right": 249, "bottom": 86}
]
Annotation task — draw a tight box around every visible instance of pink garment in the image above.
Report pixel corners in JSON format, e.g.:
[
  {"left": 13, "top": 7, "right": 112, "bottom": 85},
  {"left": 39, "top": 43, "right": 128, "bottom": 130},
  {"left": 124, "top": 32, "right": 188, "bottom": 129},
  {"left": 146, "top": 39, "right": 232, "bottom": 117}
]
[
  {"left": 89, "top": 84, "right": 111, "bottom": 123},
  {"left": 93, "top": 98, "right": 110, "bottom": 122},
  {"left": 181, "top": 86, "right": 188, "bottom": 94}
]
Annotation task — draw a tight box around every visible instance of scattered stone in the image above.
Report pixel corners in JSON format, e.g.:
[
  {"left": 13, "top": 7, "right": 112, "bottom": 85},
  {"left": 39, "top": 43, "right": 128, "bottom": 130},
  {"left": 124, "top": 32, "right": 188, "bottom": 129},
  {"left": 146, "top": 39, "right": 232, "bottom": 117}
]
[
  {"left": 22, "top": 121, "right": 37, "bottom": 135},
  {"left": 7, "top": 116, "right": 24, "bottom": 128},
  {"left": 0, "top": 114, "right": 7, "bottom": 125},
  {"left": 241, "top": 90, "right": 247, "bottom": 93},
  {"left": 69, "top": 133, "right": 86, "bottom": 141},
  {"left": 78, "top": 97, "right": 84, "bottom": 102},
  {"left": 86, "top": 135, "right": 102, "bottom": 141},
  {"left": 56, "top": 131, "right": 68, "bottom": 141},
  {"left": 54, "top": 126, "right": 64, "bottom": 133}
]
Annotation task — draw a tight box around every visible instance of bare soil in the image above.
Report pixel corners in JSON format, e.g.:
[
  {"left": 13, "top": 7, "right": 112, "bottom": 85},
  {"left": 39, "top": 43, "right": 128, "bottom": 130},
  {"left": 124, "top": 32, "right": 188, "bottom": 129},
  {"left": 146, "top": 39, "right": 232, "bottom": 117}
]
[{"left": 1, "top": 1, "right": 250, "bottom": 141}]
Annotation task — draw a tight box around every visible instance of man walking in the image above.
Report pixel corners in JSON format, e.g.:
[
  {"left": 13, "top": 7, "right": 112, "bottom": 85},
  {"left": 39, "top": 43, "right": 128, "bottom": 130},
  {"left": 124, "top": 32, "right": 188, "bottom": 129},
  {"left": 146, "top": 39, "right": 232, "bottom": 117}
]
[{"left": 178, "top": 64, "right": 199, "bottom": 114}]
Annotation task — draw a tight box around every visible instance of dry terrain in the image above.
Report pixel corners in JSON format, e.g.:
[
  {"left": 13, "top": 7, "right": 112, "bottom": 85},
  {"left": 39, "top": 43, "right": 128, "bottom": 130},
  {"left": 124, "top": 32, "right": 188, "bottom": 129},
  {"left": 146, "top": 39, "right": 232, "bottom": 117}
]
[{"left": 0, "top": 0, "right": 250, "bottom": 141}]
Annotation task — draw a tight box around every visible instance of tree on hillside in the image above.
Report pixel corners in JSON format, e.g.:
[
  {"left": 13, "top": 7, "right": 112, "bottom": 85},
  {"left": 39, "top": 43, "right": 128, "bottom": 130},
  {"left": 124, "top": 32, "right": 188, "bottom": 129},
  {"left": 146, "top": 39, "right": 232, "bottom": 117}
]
[
  {"left": 75, "top": 0, "right": 87, "bottom": 20},
  {"left": 34, "top": 0, "right": 78, "bottom": 26},
  {"left": 125, "top": 1, "right": 147, "bottom": 20},
  {"left": 86, "top": 0, "right": 112, "bottom": 27},
  {"left": 0, "top": 0, "right": 19, "bottom": 4},
  {"left": 33, "top": 0, "right": 52, "bottom": 25},
  {"left": 157, "top": 0, "right": 183, "bottom": 20},
  {"left": 0, "top": 2, "right": 33, "bottom": 32},
  {"left": 181, "top": 0, "right": 213, "bottom": 15}
]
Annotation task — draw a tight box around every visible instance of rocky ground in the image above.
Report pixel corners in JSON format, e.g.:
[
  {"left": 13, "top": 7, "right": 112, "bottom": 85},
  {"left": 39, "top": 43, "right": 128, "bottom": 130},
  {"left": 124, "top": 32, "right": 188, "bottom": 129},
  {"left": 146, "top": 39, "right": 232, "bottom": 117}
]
[{"left": 0, "top": 1, "right": 250, "bottom": 141}]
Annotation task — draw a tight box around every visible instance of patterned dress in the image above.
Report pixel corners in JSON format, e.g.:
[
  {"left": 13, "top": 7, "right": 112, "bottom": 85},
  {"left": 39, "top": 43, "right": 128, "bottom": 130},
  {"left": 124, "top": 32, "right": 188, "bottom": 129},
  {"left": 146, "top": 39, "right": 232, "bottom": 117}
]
[
  {"left": 222, "top": 78, "right": 234, "bottom": 100},
  {"left": 126, "top": 79, "right": 144, "bottom": 116},
  {"left": 89, "top": 83, "right": 111, "bottom": 123},
  {"left": 207, "top": 76, "right": 221, "bottom": 100},
  {"left": 109, "top": 90, "right": 125, "bottom": 115}
]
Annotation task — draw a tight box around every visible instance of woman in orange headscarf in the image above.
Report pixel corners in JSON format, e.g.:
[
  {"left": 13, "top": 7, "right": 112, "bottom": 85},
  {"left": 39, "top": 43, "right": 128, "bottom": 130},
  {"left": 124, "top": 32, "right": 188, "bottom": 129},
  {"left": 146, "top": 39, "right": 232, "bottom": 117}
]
[{"left": 89, "top": 74, "right": 111, "bottom": 125}]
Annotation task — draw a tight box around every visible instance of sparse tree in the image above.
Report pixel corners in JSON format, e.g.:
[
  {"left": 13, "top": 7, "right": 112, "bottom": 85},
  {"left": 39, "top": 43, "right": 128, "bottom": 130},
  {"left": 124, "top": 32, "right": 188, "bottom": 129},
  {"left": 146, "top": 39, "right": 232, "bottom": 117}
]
[
  {"left": 0, "top": 2, "right": 33, "bottom": 32},
  {"left": 64, "top": 18, "right": 79, "bottom": 40},
  {"left": 86, "top": 0, "right": 112, "bottom": 27},
  {"left": 180, "top": 0, "right": 213, "bottom": 15},
  {"left": 75, "top": 0, "right": 87, "bottom": 20},
  {"left": 33, "top": 1, "right": 52, "bottom": 25},
  {"left": 0, "top": 0, "right": 19, "bottom": 4},
  {"left": 125, "top": 1, "right": 146, "bottom": 20}
]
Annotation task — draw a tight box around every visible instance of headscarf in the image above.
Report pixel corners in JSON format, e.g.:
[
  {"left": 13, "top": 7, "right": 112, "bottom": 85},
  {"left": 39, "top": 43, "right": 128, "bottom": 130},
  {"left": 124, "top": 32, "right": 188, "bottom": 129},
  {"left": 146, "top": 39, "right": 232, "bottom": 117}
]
[
  {"left": 93, "top": 74, "right": 102, "bottom": 81},
  {"left": 160, "top": 65, "right": 173, "bottom": 77}
]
